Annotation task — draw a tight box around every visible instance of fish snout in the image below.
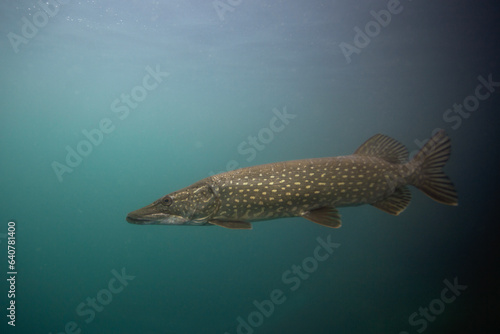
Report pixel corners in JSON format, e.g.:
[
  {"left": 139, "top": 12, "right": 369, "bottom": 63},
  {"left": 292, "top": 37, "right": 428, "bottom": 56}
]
[
  {"left": 126, "top": 212, "right": 150, "bottom": 224},
  {"left": 126, "top": 203, "right": 164, "bottom": 224},
  {"left": 126, "top": 203, "right": 188, "bottom": 225}
]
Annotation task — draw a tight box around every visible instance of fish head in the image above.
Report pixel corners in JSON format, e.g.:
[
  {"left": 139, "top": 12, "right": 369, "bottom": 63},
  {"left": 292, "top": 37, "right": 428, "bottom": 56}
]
[{"left": 126, "top": 181, "right": 219, "bottom": 226}]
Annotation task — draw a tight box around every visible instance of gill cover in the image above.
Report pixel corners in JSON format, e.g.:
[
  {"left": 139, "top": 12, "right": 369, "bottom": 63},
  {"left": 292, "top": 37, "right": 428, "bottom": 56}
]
[
  {"left": 157, "top": 181, "right": 220, "bottom": 224},
  {"left": 186, "top": 182, "right": 221, "bottom": 223}
]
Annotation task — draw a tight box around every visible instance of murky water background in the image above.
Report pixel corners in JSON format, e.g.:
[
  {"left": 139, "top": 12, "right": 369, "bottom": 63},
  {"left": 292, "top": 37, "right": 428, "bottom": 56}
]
[{"left": 0, "top": 1, "right": 498, "bottom": 333}]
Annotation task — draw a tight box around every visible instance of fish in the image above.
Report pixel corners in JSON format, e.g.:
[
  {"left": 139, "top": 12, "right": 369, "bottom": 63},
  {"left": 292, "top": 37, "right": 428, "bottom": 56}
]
[{"left": 126, "top": 130, "right": 457, "bottom": 229}]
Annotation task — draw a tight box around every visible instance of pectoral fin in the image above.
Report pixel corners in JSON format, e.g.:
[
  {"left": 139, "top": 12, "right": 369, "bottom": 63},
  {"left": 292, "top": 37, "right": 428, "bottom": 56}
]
[
  {"left": 209, "top": 220, "right": 253, "bottom": 230},
  {"left": 301, "top": 206, "right": 342, "bottom": 228}
]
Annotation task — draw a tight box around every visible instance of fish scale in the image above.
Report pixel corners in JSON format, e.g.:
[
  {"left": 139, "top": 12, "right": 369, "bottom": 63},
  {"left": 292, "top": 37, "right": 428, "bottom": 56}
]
[
  {"left": 213, "top": 156, "right": 400, "bottom": 221},
  {"left": 126, "top": 130, "right": 458, "bottom": 229}
]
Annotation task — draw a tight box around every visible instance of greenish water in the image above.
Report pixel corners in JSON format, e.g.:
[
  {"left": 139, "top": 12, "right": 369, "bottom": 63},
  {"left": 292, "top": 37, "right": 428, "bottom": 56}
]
[{"left": 0, "top": 1, "right": 499, "bottom": 333}]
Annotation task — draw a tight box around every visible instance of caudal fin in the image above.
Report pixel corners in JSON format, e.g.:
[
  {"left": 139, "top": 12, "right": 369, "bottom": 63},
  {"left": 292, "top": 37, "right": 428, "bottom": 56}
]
[{"left": 410, "top": 130, "right": 458, "bottom": 205}]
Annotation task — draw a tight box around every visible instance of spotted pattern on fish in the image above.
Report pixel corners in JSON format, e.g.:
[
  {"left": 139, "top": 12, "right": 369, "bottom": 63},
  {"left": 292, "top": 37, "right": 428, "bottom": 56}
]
[{"left": 126, "top": 131, "right": 457, "bottom": 229}]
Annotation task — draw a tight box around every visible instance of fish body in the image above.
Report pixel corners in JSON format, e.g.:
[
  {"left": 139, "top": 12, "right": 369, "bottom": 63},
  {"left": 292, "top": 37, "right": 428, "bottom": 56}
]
[{"left": 126, "top": 131, "right": 457, "bottom": 229}]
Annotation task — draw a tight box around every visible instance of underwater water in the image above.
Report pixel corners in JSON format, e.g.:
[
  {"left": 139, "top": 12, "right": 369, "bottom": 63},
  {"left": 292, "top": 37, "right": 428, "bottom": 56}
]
[{"left": 1, "top": 0, "right": 499, "bottom": 333}]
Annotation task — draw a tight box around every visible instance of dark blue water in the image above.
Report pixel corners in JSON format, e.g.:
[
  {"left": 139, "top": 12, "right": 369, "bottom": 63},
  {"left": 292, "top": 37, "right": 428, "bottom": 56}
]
[{"left": 1, "top": 1, "right": 499, "bottom": 333}]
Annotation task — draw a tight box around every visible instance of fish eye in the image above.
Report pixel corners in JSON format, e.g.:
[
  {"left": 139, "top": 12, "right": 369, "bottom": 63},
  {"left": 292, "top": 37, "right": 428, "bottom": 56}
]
[{"left": 163, "top": 196, "right": 173, "bottom": 206}]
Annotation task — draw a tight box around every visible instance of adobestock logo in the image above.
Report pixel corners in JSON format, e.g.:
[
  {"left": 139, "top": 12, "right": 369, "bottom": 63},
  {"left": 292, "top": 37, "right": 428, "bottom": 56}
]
[
  {"left": 49, "top": 268, "right": 135, "bottom": 334},
  {"left": 51, "top": 65, "right": 169, "bottom": 182},
  {"left": 209, "top": 106, "right": 296, "bottom": 176},
  {"left": 411, "top": 73, "right": 499, "bottom": 157},
  {"left": 223, "top": 235, "right": 340, "bottom": 334},
  {"left": 212, "top": 0, "right": 243, "bottom": 21},
  {"left": 339, "top": 0, "right": 409, "bottom": 64},
  {"left": 7, "top": 0, "right": 68, "bottom": 54},
  {"left": 399, "top": 277, "right": 467, "bottom": 334}
]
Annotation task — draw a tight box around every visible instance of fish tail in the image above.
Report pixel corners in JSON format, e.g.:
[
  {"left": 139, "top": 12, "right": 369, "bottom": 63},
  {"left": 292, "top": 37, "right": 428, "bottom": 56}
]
[{"left": 409, "top": 130, "right": 458, "bottom": 205}]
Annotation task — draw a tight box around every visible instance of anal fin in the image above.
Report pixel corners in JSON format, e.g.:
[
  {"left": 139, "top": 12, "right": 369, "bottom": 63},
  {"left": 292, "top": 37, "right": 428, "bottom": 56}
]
[
  {"left": 209, "top": 220, "right": 252, "bottom": 230},
  {"left": 301, "top": 206, "right": 342, "bottom": 228},
  {"left": 371, "top": 186, "right": 411, "bottom": 215}
]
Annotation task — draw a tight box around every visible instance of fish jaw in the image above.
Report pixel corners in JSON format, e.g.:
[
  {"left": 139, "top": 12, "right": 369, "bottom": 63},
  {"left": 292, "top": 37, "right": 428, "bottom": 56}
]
[{"left": 126, "top": 203, "right": 188, "bottom": 225}]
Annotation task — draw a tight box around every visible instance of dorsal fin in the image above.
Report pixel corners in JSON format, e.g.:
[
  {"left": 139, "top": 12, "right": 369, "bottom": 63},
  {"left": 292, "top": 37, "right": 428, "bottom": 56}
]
[{"left": 354, "top": 134, "right": 409, "bottom": 164}]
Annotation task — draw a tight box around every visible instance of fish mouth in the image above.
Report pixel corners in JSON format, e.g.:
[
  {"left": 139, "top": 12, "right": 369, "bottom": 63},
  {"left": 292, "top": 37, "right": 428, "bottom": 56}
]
[
  {"left": 126, "top": 214, "right": 155, "bottom": 224},
  {"left": 126, "top": 212, "right": 170, "bottom": 225},
  {"left": 126, "top": 210, "right": 188, "bottom": 225},
  {"left": 126, "top": 202, "right": 169, "bottom": 225}
]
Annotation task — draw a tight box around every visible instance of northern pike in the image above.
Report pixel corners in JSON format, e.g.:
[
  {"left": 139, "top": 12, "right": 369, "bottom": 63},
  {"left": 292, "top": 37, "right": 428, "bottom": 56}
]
[{"left": 126, "top": 130, "right": 457, "bottom": 229}]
